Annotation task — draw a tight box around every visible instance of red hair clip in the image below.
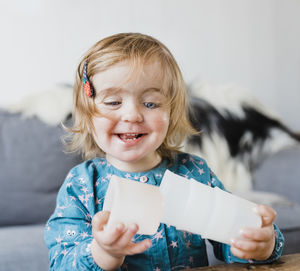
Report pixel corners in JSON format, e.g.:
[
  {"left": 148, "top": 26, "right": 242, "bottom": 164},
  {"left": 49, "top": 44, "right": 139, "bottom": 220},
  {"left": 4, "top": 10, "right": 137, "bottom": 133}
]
[{"left": 82, "top": 61, "right": 95, "bottom": 98}]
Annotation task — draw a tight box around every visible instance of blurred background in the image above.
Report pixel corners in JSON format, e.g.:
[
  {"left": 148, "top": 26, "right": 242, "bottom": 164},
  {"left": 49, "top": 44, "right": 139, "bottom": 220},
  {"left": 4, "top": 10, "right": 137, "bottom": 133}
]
[
  {"left": 0, "top": 2, "right": 300, "bottom": 268},
  {"left": 0, "top": 0, "right": 299, "bottom": 129}
]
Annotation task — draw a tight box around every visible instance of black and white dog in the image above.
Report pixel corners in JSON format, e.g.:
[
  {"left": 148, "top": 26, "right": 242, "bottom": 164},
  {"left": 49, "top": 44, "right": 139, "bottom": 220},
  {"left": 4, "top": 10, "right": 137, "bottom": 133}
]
[{"left": 185, "top": 82, "right": 300, "bottom": 194}]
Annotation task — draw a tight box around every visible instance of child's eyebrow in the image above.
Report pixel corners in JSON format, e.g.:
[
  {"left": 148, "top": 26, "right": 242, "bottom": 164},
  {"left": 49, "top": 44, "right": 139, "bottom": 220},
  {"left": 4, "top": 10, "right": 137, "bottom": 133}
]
[
  {"left": 97, "top": 87, "right": 121, "bottom": 96},
  {"left": 98, "top": 87, "right": 163, "bottom": 96},
  {"left": 141, "top": 88, "right": 165, "bottom": 96}
]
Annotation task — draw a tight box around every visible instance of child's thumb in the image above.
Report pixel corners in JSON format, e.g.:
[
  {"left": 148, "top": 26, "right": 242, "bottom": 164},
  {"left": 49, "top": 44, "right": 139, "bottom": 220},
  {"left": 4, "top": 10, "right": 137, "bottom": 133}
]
[
  {"left": 255, "top": 205, "right": 277, "bottom": 227},
  {"left": 92, "top": 211, "right": 111, "bottom": 232}
]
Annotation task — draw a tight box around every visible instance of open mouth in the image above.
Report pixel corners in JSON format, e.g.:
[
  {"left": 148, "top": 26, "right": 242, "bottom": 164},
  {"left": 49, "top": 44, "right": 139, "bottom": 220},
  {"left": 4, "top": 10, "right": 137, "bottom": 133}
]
[{"left": 117, "top": 133, "right": 145, "bottom": 141}]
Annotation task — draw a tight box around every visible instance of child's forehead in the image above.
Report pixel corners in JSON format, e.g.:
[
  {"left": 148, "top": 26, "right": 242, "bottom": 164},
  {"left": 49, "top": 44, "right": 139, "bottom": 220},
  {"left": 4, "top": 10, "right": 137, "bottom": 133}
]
[
  {"left": 92, "top": 60, "right": 170, "bottom": 94},
  {"left": 95, "top": 59, "right": 163, "bottom": 77}
]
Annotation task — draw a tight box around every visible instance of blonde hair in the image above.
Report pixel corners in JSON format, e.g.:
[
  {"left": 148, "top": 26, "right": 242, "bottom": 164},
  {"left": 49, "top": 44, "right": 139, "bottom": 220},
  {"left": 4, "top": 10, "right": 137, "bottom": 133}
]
[{"left": 66, "top": 33, "right": 196, "bottom": 161}]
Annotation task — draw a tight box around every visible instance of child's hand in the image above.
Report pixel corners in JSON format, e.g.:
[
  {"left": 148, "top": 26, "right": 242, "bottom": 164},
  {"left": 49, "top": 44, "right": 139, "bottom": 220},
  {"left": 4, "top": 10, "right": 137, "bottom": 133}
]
[
  {"left": 91, "top": 211, "right": 152, "bottom": 270},
  {"left": 230, "top": 204, "right": 276, "bottom": 261}
]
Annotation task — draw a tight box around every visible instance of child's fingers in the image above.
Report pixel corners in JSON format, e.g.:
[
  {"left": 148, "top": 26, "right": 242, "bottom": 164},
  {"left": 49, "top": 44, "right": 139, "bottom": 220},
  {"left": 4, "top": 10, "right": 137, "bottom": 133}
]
[
  {"left": 239, "top": 226, "right": 274, "bottom": 242},
  {"left": 98, "top": 223, "right": 126, "bottom": 246},
  {"left": 254, "top": 204, "right": 277, "bottom": 226},
  {"left": 114, "top": 223, "right": 139, "bottom": 248},
  {"left": 230, "top": 244, "right": 258, "bottom": 260},
  {"left": 230, "top": 246, "right": 247, "bottom": 259},
  {"left": 231, "top": 239, "right": 263, "bottom": 254},
  {"left": 126, "top": 239, "right": 152, "bottom": 255},
  {"left": 230, "top": 237, "right": 274, "bottom": 261},
  {"left": 92, "top": 211, "right": 110, "bottom": 231},
  {"left": 92, "top": 211, "right": 126, "bottom": 245}
]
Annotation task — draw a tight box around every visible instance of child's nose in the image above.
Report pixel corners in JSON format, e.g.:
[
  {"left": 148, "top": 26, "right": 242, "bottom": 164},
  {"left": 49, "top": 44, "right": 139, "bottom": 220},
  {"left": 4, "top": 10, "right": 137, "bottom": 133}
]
[{"left": 121, "top": 103, "right": 143, "bottom": 123}]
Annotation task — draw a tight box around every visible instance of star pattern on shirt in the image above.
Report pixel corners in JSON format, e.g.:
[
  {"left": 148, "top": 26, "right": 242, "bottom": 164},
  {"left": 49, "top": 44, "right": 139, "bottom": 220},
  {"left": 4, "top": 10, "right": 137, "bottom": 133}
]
[
  {"left": 155, "top": 173, "right": 163, "bottom": 178},
  {"left": 78, "top": 193, "right": 93, "bottom": 207},
  {"left": 66, "top": 172, "right": 74, "bottom": 179},
  {"left": 198, "top": 168, "right": 204, "bottom": 175},
  {"left": 81, "top": 187, "right": 88, "bottom": 193},
  {"left": 106, "top": 173, "right": 112, "bottom": 179},
  {"left": 56, "top": 237, "right": 62, "bottom": 243},
  {"left": 99, "top": 177, "right": 107, "bottom": 184},
  {"left": 95, "top": 198, "right": 102, "bottom": 205},
  {"left": 152, "top": 229, "right": 164, "bottom": 242},
  {"left": 185, "top": 240, "right": 191, "bottom": 248},
  {"left": 80, "top": 232, "right": 89, "bottom": 238},
  {"left": 170, "top": 241, "right": 178, "bottom": 248},
  {"left": 78, "top": 177, "right": 86, "bottom": 184}
]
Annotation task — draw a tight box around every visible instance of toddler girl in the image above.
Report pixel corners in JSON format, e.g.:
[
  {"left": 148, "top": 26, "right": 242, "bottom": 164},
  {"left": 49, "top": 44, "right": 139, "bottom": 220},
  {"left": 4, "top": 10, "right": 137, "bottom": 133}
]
[{"left": 44, "top": 33, "right": 284, "bottom": 270}]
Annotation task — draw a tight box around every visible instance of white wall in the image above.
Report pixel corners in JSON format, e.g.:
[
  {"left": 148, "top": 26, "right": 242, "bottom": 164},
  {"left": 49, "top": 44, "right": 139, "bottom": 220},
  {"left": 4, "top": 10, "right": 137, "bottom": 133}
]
[{"left": 0, "top": 0, "right": 299, "bottom": 129}]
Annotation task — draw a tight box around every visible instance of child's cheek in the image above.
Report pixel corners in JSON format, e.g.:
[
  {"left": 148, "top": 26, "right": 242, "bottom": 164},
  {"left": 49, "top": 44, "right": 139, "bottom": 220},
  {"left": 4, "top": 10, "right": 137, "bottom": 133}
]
[
  {"left": 152, "top": 111, "right": 169, "bottom": 131},
  {"left": 154, "top": 111, "right": 169, "bottom": 123},
  {"left": 161, "top": 112, "right": 169, "bottom": 122}
]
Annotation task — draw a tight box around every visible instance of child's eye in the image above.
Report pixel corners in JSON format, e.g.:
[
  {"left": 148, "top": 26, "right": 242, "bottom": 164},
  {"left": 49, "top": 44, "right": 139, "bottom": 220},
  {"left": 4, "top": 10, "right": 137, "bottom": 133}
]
[
  {"left": 104, "top": 101, "right": 121, "bottom": 106},
  {"left": 144, "top": 102, "right": 158, "bottom": 109}
]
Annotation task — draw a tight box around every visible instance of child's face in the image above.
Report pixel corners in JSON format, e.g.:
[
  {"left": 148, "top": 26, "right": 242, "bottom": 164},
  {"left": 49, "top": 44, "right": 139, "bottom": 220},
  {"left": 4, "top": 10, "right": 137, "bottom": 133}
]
[{"left": 92, "top": 60, "right": 170, "bottom": 172}]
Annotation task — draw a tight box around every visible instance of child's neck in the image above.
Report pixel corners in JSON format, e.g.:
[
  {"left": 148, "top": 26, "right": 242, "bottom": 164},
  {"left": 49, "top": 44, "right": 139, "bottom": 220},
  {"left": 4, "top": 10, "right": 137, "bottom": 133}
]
[{"left": 106, "top": 153, "right": 162, "bottom": 173}]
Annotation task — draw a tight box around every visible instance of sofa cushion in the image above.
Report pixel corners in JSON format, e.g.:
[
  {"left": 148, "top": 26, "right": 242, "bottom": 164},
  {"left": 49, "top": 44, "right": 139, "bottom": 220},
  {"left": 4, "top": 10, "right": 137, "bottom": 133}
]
[
  {"left": 0, "top": 224, "right": 48, "bottom": 271},
  {"left": 0, "top": 110, "right": 82, "bottom": 226},
  {"left": 254, "top": 147, "right": 300, "bottom": 205},
  {"left": 253, "top": 147, "right": 300, "bottom": 254}
]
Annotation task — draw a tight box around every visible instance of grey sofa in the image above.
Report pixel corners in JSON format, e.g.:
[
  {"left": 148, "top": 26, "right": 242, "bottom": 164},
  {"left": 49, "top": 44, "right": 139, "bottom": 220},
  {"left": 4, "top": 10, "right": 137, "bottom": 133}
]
[
  {"left": 0, "top": 110, "right": 81, "bottom": 271},
  {"left": 0, "top": 109, "right": 299, "bottom": 271}
]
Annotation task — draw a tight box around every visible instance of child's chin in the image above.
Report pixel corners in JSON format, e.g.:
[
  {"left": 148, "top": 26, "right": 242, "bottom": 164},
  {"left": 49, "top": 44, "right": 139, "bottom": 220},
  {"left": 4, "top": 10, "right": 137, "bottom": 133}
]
[
  {"left": 110, "top": 153, "right": 143, "bottom": 163},
  {"left": 121, "top": 156, "right": 145, "bottom": 164}
]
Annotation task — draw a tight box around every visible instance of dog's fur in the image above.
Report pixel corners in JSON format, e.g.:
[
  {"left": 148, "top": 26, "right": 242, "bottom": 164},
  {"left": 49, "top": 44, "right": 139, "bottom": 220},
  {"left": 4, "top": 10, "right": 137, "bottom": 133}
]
[
  {"left": 4, "top": 83, "right": 299, "bottom": 196},
  {"left": 3, "top": 85, "right": 73, "bottom": 126},
  {"left": 185, "top": 82, "right": 300, "bottom": 194}
]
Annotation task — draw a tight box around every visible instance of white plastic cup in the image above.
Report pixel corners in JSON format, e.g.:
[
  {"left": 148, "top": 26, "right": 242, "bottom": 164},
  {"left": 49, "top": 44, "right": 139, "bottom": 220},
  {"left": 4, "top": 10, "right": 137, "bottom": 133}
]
[
  {"left": 103, "top": 171, "right": 262, "bottom": 243},
  {"left": 202, "top": 186, "right": 261, "bottom": 244},
  {"left": 159, "top": 170, "right": 261, "bottom": 244},
  {"left": 157, "top": 171, "right": 191, "bottom": 229},
  {"left": 103, "top": 175, "right": 163, "bottom": 235}
]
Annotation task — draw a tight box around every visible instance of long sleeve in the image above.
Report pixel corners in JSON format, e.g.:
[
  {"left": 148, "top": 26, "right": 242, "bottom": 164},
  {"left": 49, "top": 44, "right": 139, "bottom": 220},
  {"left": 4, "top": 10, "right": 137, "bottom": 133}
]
[{"left": 44, "top": 162, "right": 111, "bottom": 271}]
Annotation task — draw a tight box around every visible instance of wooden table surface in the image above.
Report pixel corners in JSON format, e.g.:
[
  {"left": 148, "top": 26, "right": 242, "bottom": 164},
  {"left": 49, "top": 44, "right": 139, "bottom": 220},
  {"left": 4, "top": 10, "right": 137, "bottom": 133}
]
[{"left": 189, "top": 253, "right": 300, "bottom": 271}]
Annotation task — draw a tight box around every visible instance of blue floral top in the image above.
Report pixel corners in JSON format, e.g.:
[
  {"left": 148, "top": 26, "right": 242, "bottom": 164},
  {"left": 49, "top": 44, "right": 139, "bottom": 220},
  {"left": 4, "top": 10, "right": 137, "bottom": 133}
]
[{"left": 44, "top": 153, "right": 284, "bottom": 271}]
